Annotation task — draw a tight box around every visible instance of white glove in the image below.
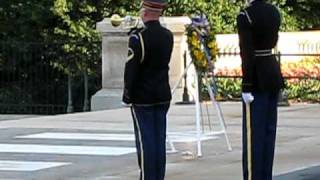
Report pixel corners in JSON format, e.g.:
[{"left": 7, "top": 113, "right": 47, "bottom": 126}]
[
  {"left": 242, "top": 93, "right": 254, "bottom": 104},
  {"left": 121, "top": 102, "right": 131, "bottom": 108}
]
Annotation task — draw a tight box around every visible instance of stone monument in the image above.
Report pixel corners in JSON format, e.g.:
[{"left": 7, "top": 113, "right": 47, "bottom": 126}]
[{"left": 91, "top": 17, "right": 190, "bottom": 110}]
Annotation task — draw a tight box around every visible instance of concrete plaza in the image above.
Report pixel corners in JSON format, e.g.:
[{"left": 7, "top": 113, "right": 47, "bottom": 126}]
[{"left": 0, "top": 102, "right": 319, "bottom": 180}]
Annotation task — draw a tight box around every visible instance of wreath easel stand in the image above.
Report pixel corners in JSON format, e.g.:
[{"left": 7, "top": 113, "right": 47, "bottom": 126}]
[{"left": 168, "top": 15, "right": 232, "bottom": 157}]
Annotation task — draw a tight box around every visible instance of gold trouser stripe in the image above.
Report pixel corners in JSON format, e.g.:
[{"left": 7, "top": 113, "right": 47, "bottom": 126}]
[
  {"left": 246, "top": 103, "right": 252, "bottom": 180},
  {"left": 132, "top": 107, "right": 145, "bottom": 180},
  {"left": 138, "top": 33, "right": 145, "bottom": 63}
]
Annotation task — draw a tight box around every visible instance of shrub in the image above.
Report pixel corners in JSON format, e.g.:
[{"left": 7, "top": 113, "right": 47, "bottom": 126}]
[{"left": 206, "top": 57, "right": 320, "bottom": 103}]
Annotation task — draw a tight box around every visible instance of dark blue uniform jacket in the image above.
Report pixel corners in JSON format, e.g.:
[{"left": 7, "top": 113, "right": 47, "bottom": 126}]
[
  {"left": 122, "top": 21, "right": 174, "bottom": 105},
  {"left": 237, "top": 0, "right": 284, "bottom": 92}
]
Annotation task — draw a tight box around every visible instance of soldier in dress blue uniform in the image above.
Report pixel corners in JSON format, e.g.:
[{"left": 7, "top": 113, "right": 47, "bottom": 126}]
[
  {"left": 122, "top": 0, "right": 173, "bottom": 179},
  {"left": 237, "top": 0, "right": 284, "bottom": 180}
]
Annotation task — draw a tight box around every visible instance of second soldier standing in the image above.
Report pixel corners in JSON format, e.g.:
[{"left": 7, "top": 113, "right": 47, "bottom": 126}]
[
  {"left": 122, "top": 0, "right": 174, "bottom": 180},
  {"left": 237, "top": 0, "right": 284, "bottom": 180}
]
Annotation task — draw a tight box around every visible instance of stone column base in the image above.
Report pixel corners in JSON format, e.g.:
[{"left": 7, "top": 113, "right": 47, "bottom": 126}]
[{"left": 91, "top": 89, "right": 123, "bottom": 111}]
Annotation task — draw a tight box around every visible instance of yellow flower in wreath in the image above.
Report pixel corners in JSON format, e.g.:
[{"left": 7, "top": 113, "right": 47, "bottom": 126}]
[
  {"left": 208, "top": 41, "right": 215, "bottom": 48},
  {"left": 186, "top": 25, "right": 218, "bottom": 73}
]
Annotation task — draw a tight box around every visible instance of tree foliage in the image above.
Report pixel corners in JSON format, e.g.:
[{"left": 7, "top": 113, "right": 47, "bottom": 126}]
[
  {"left": 0, "top": 0, "right": 56, "bottom": 41},
  {"left": 164, "top": 0, "right": 317, "bottom": 33},
  {"left": 165, "top": 0, "right": 243, "bottom": 33},
  {"left": 284, "top": 0, "right": 320, "bottom": 30},
  {"left": 52, "top": 0, "right": 101, "bottom": 42},
  {"left": 1, "top": 0, "right": 319, "bottom": 42}
]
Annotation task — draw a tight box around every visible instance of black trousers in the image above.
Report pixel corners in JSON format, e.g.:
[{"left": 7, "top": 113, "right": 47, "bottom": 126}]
[
  {"left": 243, "top": 92, "right": 279, "bottom": 180},
  {"left": 131, "top": 104, "right": 170, "bottom": 180}
]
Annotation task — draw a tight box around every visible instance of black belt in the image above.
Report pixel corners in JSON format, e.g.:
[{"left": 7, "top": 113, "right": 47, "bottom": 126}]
[{"left": 254, "top": 49, "right": 273, "bottom": 57}]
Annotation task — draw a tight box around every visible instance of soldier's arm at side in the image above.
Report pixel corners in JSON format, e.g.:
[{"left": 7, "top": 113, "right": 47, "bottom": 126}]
[
  {"left": 237, "top": 12, "right": 255, "bottom": 93},
  {"left": 272, "top": 7, "right": 282, "bottom": 47},
  {"left": 122, "top": 34, "right": 142, "bottom": 104}
]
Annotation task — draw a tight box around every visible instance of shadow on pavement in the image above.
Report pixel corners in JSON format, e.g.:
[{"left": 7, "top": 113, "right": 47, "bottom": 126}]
[{"left": 275, "top": 166, "right": 320, "bottom": 180}]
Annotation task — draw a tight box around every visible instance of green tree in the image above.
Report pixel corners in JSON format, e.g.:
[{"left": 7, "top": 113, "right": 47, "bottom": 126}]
[
  {"left": 0, "top": 0, "right": 56, "bottom": 41},
  {"left": 165, "top": 0, "right": 303, "bottom": 32},
  {"left": 1, "top": 0, "right": 319, "bottom": 42},
  {"left": 283, "top": 0, "right": 320, "bottom": 30},
  {"left": 165, "top": 0, "right": 243, "bottom": 33},
  {"left": 51, "top": 0, "right": 104, "bottom": 111}
]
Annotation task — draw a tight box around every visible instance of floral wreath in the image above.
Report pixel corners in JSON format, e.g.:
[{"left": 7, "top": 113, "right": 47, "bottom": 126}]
[{"left": 186, "top": 15, "right": 218, "bottom": 73}]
